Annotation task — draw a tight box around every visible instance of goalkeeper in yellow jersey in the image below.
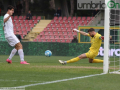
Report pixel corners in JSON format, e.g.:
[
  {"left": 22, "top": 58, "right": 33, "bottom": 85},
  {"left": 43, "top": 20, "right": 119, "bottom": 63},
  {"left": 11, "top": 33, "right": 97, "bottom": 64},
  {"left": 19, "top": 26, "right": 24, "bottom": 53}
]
[{"left": 59, "top": 28, "right": 105, "bottom": 65}]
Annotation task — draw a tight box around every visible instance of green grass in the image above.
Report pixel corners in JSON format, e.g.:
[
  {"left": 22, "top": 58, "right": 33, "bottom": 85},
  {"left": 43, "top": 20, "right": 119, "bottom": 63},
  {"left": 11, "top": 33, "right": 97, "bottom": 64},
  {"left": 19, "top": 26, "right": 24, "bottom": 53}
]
[{"left": 0, "top": 55, "right": 120, "bottom": 90}]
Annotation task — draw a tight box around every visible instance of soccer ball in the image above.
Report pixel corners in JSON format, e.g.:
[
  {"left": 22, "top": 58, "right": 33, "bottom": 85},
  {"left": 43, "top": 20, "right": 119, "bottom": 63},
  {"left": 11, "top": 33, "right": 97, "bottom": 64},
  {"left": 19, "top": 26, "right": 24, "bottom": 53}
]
[{"left": 45, "top": 50, "right": 52, "bottom": 57}]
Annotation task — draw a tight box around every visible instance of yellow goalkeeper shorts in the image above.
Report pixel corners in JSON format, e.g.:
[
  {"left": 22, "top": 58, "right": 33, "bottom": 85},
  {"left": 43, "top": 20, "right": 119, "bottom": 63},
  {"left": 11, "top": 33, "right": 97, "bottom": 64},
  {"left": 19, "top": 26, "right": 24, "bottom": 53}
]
[{"left": 85, "top": 50, "right": 98, "bottom": 59}]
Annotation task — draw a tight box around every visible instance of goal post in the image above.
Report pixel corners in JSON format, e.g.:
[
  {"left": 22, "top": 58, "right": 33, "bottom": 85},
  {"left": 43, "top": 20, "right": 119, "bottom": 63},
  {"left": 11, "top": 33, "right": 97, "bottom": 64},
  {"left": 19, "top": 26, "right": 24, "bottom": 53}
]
[{"left": 103, "top": 0, "right": 110, "bottom": 74}]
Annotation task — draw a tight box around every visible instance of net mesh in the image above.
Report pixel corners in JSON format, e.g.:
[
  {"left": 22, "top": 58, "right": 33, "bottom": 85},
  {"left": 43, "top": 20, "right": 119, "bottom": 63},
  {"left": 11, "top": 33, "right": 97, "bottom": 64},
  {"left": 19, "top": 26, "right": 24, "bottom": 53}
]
[{"left": 109, "top": 0, "right": 120, "bottom": 73}]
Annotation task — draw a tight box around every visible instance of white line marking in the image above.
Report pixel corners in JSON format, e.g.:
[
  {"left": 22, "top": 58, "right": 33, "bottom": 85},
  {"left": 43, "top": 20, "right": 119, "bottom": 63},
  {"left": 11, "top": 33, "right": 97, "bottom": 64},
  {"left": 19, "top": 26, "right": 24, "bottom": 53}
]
[{"left": 16, "top": 73, "right": 105, "bottom": 88}]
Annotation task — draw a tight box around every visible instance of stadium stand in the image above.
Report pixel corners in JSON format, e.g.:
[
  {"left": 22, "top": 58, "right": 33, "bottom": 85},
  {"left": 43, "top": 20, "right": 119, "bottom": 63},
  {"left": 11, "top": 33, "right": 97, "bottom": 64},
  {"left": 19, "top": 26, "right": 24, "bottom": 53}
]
[
  {"left": 12, "top": 16, "right": 41, "bottom": 39},
  {"left": 24, "top": 20, "right": 51, "bottom": 41},
  {"left": 0, "top": 16, "right": 93, "bottom": 42},
  {"left": 33, "top": 16, "right": 93, "bottom": 43}
]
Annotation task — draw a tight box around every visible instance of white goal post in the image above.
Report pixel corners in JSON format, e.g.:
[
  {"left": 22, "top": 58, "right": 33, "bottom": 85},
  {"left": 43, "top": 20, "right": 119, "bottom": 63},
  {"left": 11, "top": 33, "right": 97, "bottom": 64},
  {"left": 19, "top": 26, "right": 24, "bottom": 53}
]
[
  {"left": 103, "top": 0, "right": 110, "bottom": 74},
  {"left": 103, "top": 0, "right": 120, "bottom": 74}
]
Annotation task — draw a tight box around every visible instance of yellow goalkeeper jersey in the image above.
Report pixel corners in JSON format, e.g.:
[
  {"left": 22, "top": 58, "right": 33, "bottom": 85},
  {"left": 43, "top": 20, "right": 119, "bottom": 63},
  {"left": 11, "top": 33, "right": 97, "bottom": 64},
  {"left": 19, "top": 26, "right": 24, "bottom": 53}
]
[{"left": 88, "top": 33, "right": 102, "bottom": 53}]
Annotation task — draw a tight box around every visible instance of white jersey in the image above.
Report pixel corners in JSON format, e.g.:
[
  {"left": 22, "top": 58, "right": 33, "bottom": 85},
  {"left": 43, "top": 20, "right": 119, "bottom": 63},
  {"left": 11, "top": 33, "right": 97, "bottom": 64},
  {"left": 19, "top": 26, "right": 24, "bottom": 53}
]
[{"left": 3, "top": 14, "right": 14, "bottom": 38}]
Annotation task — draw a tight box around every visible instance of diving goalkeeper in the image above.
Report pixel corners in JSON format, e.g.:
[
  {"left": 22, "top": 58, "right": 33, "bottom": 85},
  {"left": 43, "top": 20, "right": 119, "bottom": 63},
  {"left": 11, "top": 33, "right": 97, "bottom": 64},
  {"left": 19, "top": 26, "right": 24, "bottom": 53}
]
[{"left": 59, "top": 28, "right": 104, "bottom": 65}]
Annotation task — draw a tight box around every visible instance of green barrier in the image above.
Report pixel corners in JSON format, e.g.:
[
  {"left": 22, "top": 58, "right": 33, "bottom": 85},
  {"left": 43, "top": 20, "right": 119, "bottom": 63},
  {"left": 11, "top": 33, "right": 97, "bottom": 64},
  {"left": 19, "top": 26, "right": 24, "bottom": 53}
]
[
  {"left": 0, "top": 42, "right": 90, "bottom": 56},
  {"left": 0, "top": 16, "right": 3, "bottom": 20},
  {"left": 0, "top": 27, "right": 3, "bottom": 30},
  {"left": 0, "top": 42, "right": 119, "bottom": 56}
]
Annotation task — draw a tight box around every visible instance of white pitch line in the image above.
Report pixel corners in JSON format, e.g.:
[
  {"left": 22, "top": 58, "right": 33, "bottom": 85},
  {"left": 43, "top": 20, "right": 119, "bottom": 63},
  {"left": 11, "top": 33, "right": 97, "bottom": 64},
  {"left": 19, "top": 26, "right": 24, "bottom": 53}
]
[{"left": 16, "top": 73, "right": 105, "bottom": 88}]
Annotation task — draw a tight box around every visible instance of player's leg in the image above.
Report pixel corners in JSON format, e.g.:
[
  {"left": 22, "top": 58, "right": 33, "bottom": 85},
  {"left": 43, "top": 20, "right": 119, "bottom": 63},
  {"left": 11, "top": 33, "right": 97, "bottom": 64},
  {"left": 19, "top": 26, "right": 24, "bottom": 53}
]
[
  {"left": 15, "top": 42, "right": 24, "bottom": 62},
  {"left": 59, "top": 53, "right": 87, "bottom": 65},
  {"left": 67, "top": 53, "right": 87, "bottom": 63},
  {"left": 7, "top": 48, "right": 17, "bottom": 60},
  {"left": 6, "top": 37, "right": 18, "bottom": 64},
  {"left": 90, "top": 58, "right": 103, "bottom": 63},
  {"left": 15, "top": 42, "right": 29, "bottom": 64},
  {"left": 86, "top": 50, "right": 103, "bottom": 63}
]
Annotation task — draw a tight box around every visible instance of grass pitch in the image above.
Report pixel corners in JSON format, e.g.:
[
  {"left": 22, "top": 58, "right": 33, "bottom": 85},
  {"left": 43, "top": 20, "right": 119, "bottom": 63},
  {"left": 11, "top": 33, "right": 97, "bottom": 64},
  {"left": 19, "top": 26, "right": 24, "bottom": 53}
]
[{"left": 0, "top": 55, "right": 120, "bottom": 90}]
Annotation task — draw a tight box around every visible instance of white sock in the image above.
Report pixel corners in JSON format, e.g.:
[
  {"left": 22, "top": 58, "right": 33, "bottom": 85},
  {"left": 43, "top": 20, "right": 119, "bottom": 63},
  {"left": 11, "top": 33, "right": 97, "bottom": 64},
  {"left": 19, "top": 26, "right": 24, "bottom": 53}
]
[
  {"left": 18, "top": 49, "right": 24, "bottom": 62},
  {"left": 9, "top": 48, "right": 17, "bottom": 60}
]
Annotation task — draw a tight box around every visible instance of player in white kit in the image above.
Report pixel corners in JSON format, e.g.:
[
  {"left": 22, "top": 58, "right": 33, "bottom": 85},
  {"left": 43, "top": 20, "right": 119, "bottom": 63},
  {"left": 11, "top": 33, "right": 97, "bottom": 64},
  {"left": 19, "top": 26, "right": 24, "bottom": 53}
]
[{"left": 3, "top": 5, "right": 29, "bottom": 64}]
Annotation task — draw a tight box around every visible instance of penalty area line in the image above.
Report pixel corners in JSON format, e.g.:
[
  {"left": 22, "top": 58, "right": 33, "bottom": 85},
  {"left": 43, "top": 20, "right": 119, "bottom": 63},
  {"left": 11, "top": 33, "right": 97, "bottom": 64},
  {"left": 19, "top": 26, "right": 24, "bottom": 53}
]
[{"left": 16, "top": 73, "right": 105, "bottom": 88}]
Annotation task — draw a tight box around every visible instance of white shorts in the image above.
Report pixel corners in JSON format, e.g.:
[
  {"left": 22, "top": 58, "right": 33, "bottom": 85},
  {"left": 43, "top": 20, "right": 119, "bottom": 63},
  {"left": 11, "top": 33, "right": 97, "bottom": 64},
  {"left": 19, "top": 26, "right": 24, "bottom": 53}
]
[{"left": 6, "top": 35, "right": 20, "bottom": 47}]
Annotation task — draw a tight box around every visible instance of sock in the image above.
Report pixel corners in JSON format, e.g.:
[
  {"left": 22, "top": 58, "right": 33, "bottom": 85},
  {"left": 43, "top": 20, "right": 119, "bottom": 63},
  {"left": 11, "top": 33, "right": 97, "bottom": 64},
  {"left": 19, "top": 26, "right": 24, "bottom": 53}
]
[
  {"left": 67, "top": 57, "right": 80, "bottom": 63},
  {"left": 8, "top": 48, "right": 17, "bottom": 60},
  {"left": 92, "top": 59, "right": 103, "bottom": 63},
  {"left": 18, "top": 49, "right": 24, "bottom": 62}
]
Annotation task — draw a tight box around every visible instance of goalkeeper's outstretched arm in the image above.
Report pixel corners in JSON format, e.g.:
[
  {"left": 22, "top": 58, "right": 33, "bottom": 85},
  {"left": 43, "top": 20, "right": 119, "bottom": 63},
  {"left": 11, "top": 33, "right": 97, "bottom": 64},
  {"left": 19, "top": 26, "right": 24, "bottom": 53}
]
[
  {"left": 99, "top": 36, "right": 112, "bottom": 40},
  {"left": 73, "top": 29, "right": 88, "bottom": 36}
]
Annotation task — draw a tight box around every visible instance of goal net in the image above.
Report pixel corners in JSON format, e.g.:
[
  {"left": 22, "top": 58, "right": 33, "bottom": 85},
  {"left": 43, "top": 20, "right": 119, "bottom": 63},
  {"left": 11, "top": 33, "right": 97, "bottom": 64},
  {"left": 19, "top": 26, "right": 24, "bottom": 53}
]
[{"left": 104, "top": 0, "right": 120, "bottom": 74}]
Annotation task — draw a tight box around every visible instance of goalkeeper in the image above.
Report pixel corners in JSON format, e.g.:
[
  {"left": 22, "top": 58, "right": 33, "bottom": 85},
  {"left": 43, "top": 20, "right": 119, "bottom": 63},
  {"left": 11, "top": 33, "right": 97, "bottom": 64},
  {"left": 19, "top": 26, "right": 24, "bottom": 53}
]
[{"left": 59, "top": 28, "right": 105, "bottom": 65}]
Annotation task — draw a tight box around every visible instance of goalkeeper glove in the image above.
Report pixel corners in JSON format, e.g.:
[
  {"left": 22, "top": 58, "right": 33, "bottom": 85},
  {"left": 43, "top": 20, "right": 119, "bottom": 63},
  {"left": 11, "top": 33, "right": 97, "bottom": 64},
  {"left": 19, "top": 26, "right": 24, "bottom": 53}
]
[{"left": 73, "top": 29, "right": 79, "bottom": 32}]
